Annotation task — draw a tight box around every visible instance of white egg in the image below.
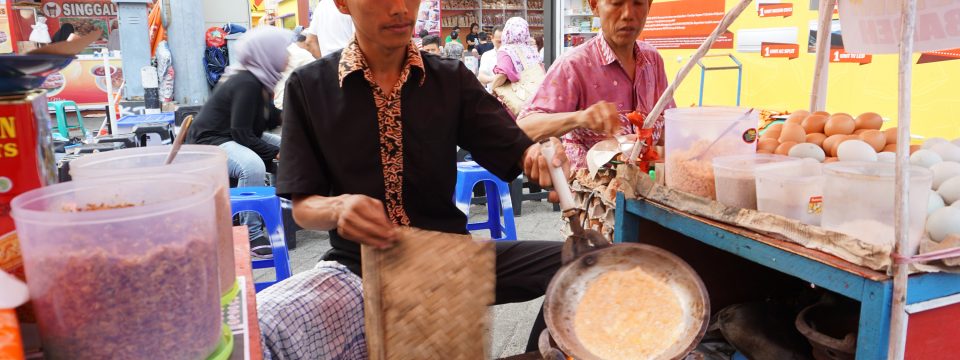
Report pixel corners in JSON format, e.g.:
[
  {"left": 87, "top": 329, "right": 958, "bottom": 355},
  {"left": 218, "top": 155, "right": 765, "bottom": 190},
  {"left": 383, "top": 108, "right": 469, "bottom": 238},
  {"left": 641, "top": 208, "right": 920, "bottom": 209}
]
[
  {"left": 788, "top": 143, "right": 826, "bottom": 162},
  {"left": 923, "top": 137, "right": 950, "bottom": 149},
  {"left": 931, "top": 143, "right": 960, "bottom": 163},
  {"left": 837, "top": 140, "right": 878, "bottom": 162},
  {"left": 929, "top": 192, "right": 946, "bottom": 214},
  {"left": 953, "top": 138, "right": 960, "bottom": 147},
  {"left": 877, "top": 152, "right": 896, "bottom": 163},
  {"left": 939, "top": 176, "right": 960, "bottom": 205},
  {"left": 926, "top": 206, "right": 960, "bottom": 242},
  {"left": 931, "top": 162, "right": 960, "bottom": 190},
  {"left": 910, "top": 149, "right": 944, "bottom": 168}
]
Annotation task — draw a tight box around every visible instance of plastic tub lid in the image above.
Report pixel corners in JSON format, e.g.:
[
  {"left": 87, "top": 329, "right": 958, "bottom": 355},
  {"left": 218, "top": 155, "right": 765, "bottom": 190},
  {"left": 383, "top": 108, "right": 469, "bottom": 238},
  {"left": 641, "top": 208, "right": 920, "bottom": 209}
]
[
  {"left": 755, "top": 158, "right": 824, "bottom": 182},
  {"left": 824, "top": 161, "right": 932, "bottom": 181},
  {"left": 713, "top": 154, "right": 799, "bottom": 175},
  {"left": 0, "top": 270, "right": 28, "bottom": 309}
]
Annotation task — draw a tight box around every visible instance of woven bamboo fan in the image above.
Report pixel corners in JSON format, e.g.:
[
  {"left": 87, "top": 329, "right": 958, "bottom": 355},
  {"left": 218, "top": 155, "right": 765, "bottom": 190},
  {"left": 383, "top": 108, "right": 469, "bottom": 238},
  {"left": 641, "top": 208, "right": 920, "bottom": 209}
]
[{"left": 362, "top": 227, "right": 495, "bottom": 360}]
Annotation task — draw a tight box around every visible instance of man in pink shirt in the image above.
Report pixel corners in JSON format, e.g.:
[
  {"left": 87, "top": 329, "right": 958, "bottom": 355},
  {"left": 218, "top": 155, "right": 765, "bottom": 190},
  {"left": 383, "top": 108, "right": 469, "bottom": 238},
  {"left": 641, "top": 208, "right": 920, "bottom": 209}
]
[{"left": 518, "top": 0, "right": 675, "bottom": 169}]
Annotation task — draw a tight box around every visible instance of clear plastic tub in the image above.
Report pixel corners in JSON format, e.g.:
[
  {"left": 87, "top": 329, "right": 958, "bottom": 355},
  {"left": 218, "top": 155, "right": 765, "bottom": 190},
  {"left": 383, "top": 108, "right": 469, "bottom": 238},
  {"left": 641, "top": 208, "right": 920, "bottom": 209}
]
[
  {"left": 711, "top": 154, "right": 798, "bottom": 210},
  {"left": 665, "top": 107, "right": 759, "bottom": 199},
  {"left": 755, "top": 159, "right": 825, "bottom": 225},
  {"left": 822, "top": 162, "right": 933, "bottom": 255},
  {"left": 69, "top": 145, "right": 236, "bottom": 296},
  {"left": 10, "top": 174, "right": 222, "bottom": 360}
]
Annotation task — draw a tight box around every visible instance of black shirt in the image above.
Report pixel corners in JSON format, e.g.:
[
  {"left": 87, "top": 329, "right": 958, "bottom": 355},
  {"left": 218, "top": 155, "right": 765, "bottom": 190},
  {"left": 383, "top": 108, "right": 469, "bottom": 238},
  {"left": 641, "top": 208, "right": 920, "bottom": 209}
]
[
  {"left": 188, "top": 71, "right": 281, "bottom": 161},
  {"left": 466, "top": 33, "right": 479, "bottom": 51},
  {"left": 476, "top": 42, "right": 494, "bottom": 56},
  {"left": 277, "top": 50, "right": 533, "bottom": 275}
]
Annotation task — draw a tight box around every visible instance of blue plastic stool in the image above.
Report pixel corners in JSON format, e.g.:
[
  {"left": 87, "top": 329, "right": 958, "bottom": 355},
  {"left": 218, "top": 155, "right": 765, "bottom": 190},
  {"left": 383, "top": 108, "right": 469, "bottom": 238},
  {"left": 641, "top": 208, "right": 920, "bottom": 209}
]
[
  {"left": 47, "top": 100, "right": 87, "bottom": 138},
  {"left": 455, "top": 161, "right": 517, "bottom": 240},
  {"left": 229, "top": 187, "right": 291, "bottom": 292}
]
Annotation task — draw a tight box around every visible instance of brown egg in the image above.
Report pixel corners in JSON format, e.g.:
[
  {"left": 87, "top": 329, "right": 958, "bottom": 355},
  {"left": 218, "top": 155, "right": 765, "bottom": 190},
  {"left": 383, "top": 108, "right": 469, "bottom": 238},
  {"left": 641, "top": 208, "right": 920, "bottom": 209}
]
[
  {"left": 801, "top": 115, "right": 828, "bottom": 134},
  {"left": 813, "top": 111, "right": 831, "bottom": 117},
  {"left": 805, "top": 133, "right": 827, "bottom": 147},
  {"left": 778, "top": 123, "right": 806, "bottom": 144},
  {"left": 762, "top": 123, "right": 784, "bottom": 139},
  {"left": 787, "top": 110, "right": 810, "bottom": 124},
  {"left": 859, "top": 130, "right": 887, "bottom": 152},
  {"left": 910, "top": 144, "right": 922, "bottom": 154},
  {"left": 758, "top": 138, "right": 780, "bottom": 152},
  {"left": 854, "top": 129, "right": 869, "bottom": 135},
  {"left": 775, "top": 141, "right": 799, "bottom": 155},
  {"left": 855, "top": 112, "right": 884, "bottom": 130},
  {"left": 883, "top": 143, "right": 899, "bottom": 153},
  {"left": 757, "top": 149, "right": 774, "bottom": 154},
  {"left": 884, "top": 127, "right": 899, "bottom": 144},
  {"left": 822, "top": 135, "right": 846, "bottom": 157},
  {"left": 825, "top": 114, "right": 856, "bottom": 136},
  {"left": 824, "top": 157, "right": 839, "bottom": 163}
]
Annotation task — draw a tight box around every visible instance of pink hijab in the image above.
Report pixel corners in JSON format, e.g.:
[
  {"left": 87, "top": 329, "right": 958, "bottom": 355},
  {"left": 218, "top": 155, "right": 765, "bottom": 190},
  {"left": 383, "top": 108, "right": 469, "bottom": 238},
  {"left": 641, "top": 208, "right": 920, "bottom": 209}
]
[{"left": 500, "top": 17, "right": 541, "bottom": 73}]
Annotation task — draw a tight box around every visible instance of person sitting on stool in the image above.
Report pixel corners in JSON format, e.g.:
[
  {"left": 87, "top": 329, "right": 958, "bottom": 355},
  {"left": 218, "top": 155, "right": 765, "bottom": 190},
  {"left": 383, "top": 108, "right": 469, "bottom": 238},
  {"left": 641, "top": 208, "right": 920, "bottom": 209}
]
[{"left": 188, "top": 27, "right": 292, "bottom": 258}]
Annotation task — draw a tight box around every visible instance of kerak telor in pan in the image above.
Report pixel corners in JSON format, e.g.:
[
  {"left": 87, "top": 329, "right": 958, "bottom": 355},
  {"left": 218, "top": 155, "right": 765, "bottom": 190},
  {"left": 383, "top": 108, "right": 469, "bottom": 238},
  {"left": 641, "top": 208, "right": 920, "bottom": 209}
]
[{"left": 543, "top": 243, "right": 710, "bottom": 360}]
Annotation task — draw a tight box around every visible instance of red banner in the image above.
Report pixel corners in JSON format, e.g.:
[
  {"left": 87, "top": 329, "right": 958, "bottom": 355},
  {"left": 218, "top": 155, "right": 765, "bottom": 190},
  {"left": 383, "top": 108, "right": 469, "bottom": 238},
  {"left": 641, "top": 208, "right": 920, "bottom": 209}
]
[
  {"left": 41, "top": 58, "right": 122, "bottom": 106},
  {"left": 830, "top": 48, "right": 872, "bottom": 65},
  {"left": 918, "top": 48, "right": 960, "bottom": 64},
  {"left": 758, "top": 3, "right": 793, "bottom": 18},
  {"left": 640, "top": 0, "right": 731, "bottom": 49},
  {"left": 761, "top": 42, "right": 799, "bottom": 59}
]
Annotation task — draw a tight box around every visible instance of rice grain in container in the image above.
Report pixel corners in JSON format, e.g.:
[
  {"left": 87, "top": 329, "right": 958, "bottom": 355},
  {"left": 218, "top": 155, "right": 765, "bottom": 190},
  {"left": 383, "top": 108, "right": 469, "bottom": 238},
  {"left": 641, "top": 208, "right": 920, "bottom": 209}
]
[
  {"left": 664, "top": 107, "right": 758, "bottom": 199},
  {"left": 69, "top": 145, "right": 236, "bottom": 296},
  {"left": 0, "top": 90, "right": 57, "bottom": 323}
]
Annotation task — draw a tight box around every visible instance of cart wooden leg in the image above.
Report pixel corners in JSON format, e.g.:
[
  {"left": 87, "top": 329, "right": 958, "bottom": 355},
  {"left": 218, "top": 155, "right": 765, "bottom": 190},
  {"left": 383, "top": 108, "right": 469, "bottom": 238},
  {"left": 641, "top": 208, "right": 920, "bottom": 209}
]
[
  {"left": 856, "top": 280, "right": 893, "bottom": 360},
  {"left": 615, "top": 193, "right": 640, "bottom": 244}
]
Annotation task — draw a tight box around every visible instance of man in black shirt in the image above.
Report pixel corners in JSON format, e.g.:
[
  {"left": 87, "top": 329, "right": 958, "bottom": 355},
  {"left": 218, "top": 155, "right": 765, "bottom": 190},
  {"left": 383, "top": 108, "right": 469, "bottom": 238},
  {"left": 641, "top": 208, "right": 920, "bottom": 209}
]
[
  {"left": 476, "top": 31, "right": 494, "bottom": 56},
  {"left": 278, "top": 0, "right": 569, "bottom": 352}
]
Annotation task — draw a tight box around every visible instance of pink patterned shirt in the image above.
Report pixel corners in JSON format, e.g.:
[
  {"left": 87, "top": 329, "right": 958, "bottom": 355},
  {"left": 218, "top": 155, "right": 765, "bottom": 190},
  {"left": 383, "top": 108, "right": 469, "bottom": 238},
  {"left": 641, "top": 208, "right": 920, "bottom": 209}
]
[{"left": 520, "top": 35, "right": 675, "bottom": 169}]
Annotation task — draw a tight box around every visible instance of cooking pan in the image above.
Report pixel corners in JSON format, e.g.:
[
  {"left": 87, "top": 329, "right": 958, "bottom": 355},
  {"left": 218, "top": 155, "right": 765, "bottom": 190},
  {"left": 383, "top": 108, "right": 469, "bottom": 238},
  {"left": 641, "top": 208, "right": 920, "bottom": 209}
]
[{"left": 539, "top": 141, "right": 710, "bottom": 360}]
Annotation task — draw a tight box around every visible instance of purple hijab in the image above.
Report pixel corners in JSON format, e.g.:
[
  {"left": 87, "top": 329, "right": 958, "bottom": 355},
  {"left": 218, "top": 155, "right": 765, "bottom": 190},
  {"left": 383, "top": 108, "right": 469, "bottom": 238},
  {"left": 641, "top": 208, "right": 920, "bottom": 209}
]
[
  {"left": 226, "top": 26, "right": 293, "bottom": 89},
  {"left": 500, "top": 17, "right": 541, "bottom": 73}
]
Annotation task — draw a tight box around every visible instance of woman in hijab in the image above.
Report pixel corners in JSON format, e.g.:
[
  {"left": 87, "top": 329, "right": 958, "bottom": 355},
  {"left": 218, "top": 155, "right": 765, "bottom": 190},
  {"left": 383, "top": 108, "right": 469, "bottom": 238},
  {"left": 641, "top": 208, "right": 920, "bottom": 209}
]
[
  {"left": 491, "top": 17, "right": 545, "bottom": 117},
  {"left": 187, "top": 26, "right": 293, "bottom": 258}
]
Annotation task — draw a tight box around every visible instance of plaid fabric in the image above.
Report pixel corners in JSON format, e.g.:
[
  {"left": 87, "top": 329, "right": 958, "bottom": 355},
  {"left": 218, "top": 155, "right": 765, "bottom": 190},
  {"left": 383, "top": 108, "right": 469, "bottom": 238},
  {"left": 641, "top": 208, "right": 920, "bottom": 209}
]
[{"left": 257, "top": 261, "right": 367, "bottom": 360}]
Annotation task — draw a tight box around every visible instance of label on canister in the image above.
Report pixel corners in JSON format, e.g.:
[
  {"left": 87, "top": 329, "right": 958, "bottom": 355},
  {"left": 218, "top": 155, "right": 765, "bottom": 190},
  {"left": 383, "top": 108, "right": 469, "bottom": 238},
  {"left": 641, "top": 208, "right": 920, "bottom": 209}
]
[
  {"left": 808, "top": 196, "right": 823, "bottom": 215},
  {"left": 0, "top": 90, "right": 58, "bottom": 323},
  {"left": 0, "top": 309, "right": 25, "bottom": 359}
]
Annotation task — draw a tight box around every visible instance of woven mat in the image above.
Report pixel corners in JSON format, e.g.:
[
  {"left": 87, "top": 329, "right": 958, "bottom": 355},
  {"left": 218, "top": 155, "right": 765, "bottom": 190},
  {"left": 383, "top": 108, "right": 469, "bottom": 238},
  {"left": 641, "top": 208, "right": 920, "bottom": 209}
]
[{"left": 362, "top": 227, "right": 495, "bottom": 360}]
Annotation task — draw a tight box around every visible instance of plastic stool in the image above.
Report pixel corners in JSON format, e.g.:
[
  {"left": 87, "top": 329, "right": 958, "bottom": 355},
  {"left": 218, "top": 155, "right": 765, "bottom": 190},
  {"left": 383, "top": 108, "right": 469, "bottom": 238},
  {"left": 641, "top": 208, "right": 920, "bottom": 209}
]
[
  {"left": 229, "top": 187, "right": 291, "bottom": 292},
  {"left": 48, "top": 101, "right": 87, "bottom": 138},
  {"left": 132, "top": 122, "right": 174, "bottom": 146},
  {"left": 455, "top": 162, "right": 517, "bottom": 240}
]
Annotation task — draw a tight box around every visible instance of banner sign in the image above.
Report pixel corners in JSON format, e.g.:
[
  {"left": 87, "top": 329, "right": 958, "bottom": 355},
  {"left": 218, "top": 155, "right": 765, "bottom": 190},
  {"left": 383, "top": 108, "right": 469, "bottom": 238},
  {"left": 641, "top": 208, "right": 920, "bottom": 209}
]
[
  {"left": 640, "top": 0, "right": 734, "bottom": 49},
  {"left": 839, "top": 0, "right": 960, "bottom": 54},
  {"left": 761, "top": 42, "right": 800, "bottom": 58},
  {"left": 759, "top": 3, "right": 794, "bottom": 18}
]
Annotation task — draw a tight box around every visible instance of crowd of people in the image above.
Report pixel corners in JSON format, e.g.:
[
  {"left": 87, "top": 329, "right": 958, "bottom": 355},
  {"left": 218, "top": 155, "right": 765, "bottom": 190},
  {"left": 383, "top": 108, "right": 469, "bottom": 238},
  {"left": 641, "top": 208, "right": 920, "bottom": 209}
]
[{"left": 185, "top": 0, "right": 669, "bottom": 358}]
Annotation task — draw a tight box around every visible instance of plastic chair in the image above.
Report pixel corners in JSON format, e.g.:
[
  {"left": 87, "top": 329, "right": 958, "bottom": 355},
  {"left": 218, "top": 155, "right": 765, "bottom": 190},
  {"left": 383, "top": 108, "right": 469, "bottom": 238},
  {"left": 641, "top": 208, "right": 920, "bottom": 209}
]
[
  {"left": 455, "top": 161, "right": 517, "bottom": 240},
  {"left": 229, "top": 187, "right": 291, "bottom": 292},
  {"left": 47, "top": 100, "right": 87, "bottom": 138}
]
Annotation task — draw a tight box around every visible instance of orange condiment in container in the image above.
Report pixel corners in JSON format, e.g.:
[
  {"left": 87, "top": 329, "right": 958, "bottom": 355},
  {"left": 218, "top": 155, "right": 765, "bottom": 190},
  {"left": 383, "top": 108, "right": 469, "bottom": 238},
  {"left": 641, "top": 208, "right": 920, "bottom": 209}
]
[{"left": 0, "top": 270, "right": 29, "bottom": 359}]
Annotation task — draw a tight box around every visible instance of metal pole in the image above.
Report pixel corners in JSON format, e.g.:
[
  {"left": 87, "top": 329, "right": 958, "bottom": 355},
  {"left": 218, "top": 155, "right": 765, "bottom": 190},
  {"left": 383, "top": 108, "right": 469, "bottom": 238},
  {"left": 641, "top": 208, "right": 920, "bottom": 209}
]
[
  {"left": 889, "top": 0, "right": 919, "bottom": 358},
  {"left": 809, "top": 0, "right": 836, "bottom": 112},
  {"left": 166, "top": 0, "right": 209, "bottom": 105}
]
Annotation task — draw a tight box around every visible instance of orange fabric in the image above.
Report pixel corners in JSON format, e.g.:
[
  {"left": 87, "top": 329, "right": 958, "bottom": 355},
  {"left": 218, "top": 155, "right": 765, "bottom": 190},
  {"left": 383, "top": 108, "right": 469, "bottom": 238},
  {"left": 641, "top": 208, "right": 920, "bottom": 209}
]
[
  {"left": 148, "top": 3, "right": 167, "bottom": 58},
  {"left": 0, "top": 309, "right": 25, "bottom": 359}
]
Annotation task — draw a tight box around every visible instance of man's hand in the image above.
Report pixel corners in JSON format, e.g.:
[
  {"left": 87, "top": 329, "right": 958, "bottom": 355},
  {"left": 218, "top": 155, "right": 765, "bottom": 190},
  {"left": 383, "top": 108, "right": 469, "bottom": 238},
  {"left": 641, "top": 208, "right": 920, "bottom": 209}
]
[
  {"left": 336, "top": 195, "right": 397, "bottom": 249},
  {"left": 575, "top": 101, "right": 620, "bottom": 136},
  {"left": 523, "top": 138, "right": 571, "bottom": 203}
]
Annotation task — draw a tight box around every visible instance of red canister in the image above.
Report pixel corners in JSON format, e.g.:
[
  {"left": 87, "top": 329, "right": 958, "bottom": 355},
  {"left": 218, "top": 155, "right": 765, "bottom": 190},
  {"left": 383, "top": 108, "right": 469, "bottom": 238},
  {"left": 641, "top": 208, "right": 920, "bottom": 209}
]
[{"left": 0, "top": 90, "right": 57, "bottom": 322}]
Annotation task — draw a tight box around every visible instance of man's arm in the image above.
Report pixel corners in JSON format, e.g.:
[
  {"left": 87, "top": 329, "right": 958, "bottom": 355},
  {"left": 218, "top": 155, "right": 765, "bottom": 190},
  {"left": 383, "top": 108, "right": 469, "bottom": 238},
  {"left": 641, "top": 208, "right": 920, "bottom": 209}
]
[
  {"left": 292, "top": 194, "right": 396, "bottom": 249},
  {"left": 517, "top": 102, "right": 620, "bottom": 142}
]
